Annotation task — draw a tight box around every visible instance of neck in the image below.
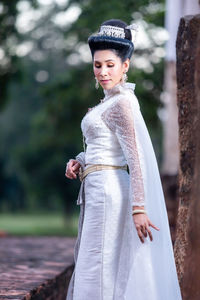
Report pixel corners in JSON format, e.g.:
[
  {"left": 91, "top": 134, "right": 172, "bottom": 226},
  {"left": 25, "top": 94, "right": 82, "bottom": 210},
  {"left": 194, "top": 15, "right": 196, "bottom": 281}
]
[{"left": 102, "top": 81, "right": 136, "bottom": 101}]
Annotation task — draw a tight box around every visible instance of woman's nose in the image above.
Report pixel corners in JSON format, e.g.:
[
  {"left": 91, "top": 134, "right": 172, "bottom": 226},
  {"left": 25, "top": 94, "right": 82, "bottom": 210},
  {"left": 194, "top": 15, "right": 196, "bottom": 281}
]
[{"left": 100, "top": 66, "right": 108, "bottom": 76}]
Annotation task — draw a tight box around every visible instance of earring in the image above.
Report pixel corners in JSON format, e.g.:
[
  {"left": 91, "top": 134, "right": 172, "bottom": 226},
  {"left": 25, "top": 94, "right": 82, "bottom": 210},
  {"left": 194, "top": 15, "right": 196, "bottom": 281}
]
[
  {"left": 122, "top": 72, "right": 128, "bottom": 83},
  {"left": 95, "top": 77, "right": 99, "bottom": 89}
]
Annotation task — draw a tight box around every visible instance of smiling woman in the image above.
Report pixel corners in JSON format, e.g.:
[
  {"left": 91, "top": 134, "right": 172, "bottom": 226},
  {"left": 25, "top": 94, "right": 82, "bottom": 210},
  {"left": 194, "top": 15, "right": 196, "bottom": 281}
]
[{"left": 65, "top": 18, "right": 182, "bottom": 300}]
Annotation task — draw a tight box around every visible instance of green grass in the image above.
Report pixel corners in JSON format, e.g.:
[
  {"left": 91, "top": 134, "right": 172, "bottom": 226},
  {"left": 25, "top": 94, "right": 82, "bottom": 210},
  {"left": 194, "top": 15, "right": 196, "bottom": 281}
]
[{"left": 0, "top": 212, "right": 79, "bottom": 237}]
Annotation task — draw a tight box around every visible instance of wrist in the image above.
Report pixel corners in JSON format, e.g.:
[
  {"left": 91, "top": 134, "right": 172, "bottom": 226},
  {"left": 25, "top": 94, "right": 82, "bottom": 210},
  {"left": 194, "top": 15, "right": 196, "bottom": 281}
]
[
  {"left": 132, "top": 205, "right": 145, "bottom": 210},
  {"left": 132, "top": 206, "right": 146, "bottom": 216}
]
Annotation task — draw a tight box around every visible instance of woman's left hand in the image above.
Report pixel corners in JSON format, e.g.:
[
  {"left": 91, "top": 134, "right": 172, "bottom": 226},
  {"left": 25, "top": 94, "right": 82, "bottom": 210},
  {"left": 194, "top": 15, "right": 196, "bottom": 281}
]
[{"left": 133, "top": 213, "right": 160, "bottom": 243}]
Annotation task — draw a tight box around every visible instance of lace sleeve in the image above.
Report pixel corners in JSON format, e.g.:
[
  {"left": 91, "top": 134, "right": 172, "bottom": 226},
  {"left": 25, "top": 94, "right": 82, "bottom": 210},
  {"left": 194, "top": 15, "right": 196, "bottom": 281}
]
[
  {"left": 101, "top": 96, "right": 145, "bottom": 207},
  {"left": 75, "top": 151, "right": 85, "bottom": 169}
]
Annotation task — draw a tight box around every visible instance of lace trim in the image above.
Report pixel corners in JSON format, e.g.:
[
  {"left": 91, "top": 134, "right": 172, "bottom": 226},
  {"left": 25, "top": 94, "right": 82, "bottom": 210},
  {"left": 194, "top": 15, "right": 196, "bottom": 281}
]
[
  {"left": 101, "top": 95, "right": 145, "bottom": 206},
  {"left": 103, "top": 81, "right": 136, "bottom": 98}
]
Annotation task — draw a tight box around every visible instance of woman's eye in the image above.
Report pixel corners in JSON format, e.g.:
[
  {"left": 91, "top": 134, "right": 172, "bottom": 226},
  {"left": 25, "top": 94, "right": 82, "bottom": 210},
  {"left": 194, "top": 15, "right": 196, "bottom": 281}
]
[{"left": 94, "top": 65, "right": 114, "bottom": 68}]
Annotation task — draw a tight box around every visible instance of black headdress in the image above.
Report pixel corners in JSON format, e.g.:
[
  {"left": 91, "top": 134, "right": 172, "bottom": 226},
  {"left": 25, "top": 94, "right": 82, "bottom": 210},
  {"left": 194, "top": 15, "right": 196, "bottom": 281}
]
[{"left": 88, "top": 21, "right": 138, "bottom": 60}]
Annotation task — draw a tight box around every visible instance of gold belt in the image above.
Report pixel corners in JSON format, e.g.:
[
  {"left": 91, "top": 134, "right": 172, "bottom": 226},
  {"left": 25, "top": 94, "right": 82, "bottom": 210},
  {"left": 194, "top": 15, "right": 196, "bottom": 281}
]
[{"left": 79, "top": 164, "right": 128, "bottom": 182}]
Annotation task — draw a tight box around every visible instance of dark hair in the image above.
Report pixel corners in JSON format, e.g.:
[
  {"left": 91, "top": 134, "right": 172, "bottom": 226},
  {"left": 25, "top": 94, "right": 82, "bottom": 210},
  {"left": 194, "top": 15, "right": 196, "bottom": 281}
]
[{"left": 88, "top": 19, "right": 134, "bottom": 62}]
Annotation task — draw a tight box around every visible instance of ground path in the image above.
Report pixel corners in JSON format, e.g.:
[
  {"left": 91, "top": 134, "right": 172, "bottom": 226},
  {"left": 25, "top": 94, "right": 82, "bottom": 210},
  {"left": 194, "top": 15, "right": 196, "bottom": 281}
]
[{"left": 0, "top": 236, "right": 75, "bottom": 299}]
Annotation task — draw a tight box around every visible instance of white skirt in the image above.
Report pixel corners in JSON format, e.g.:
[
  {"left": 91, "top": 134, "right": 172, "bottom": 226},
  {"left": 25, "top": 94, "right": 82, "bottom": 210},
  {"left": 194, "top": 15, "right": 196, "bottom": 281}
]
[{"left": 66, "top": 167, "right": 182, "bottom": 300}]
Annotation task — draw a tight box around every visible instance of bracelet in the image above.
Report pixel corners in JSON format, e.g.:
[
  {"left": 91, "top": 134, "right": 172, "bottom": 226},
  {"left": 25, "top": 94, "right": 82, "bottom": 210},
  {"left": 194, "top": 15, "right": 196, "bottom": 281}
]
[{"left": 132, "top": 209, "right": 146, "bottom": 216}]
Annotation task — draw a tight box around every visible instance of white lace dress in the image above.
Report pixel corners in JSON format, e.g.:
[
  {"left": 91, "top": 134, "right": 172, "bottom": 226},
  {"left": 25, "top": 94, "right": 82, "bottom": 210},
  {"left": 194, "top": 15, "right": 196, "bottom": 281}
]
[{"left": 66, "top": 82, "right": 182, "bottom": 300}]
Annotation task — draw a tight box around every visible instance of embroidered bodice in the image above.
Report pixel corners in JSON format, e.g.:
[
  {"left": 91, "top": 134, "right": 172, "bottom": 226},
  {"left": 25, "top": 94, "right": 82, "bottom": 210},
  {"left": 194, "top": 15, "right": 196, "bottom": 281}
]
[{"left": 75, "top": 81, "right": 145, "bottom": 207}]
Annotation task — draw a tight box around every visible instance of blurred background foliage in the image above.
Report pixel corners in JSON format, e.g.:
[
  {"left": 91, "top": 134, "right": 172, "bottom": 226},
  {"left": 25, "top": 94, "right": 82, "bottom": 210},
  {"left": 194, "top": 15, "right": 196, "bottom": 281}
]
[{"left": 0, "top": 0, "right": 166, "bottom": 234}]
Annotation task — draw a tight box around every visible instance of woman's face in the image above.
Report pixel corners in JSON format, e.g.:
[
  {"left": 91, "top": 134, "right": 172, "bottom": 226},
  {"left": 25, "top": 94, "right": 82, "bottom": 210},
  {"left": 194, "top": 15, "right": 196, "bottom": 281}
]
[{"left": 93, "top": 49, "right": 129, "bottom": 90}]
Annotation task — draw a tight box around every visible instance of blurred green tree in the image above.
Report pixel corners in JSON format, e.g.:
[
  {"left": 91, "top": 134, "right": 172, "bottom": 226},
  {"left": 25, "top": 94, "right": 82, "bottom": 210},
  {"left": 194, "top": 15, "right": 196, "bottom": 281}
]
[
  {"left": 0, "top": 0, "right": 38, "bottom": 109},
  {"left": 0, "top": 0, "right": 165, "bottom": 217}
]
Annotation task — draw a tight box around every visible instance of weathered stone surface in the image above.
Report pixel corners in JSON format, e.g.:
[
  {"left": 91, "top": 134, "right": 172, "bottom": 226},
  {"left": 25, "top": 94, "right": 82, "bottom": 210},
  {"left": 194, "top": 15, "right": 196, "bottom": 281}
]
[
  {"left": 180, "top": 24, "right": 200, "bottom": 300},
  {"left": 161, "top": 174, "right": 179, "bottom": 244},
  {"left": 0, "top": 236, "right": 76, "bottom": 299},
  {"left": 173, "top": 14, "right": 200, "bottom": 291}
]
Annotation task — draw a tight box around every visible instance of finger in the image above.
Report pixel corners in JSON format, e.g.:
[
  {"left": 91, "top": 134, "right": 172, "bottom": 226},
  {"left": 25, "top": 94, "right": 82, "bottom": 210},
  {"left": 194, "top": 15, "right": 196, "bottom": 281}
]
[
  {"left": 65, "top": 174, "right": 73, "bottom": 179},
  {"left": 65, "top": 172, "right": 74, "bottom": 179},
  {"left": 66, "top": 159, "right": 76, "bottom": 171},
  {"left": 67, "top": 161, "right": 80, "bottom": 174},
  {"left": 137, "top": 228, "right": 145, "bottom": 243},
  {"left": 149, "top": 222, "right": 160, "bottom": 231},
  {"left": 67, "top": 160, "right": 74, "bottom": 168},
  {"left": 68, "top": 169, "right": 77, "bottom": 177},
  {"left": 74, "top": 169, "right": 80, "bottom": 175},
  {"left": 65, "top": 171, "right": 76, "bottom": 179},
  {"left": 66, "top": 166, "right": 77, "bottom": 178},
  {"left": 73, "top": 162, "right": 80, "bottom": 169},
  {"left": 72, "top": 164, "right": 80, "bottom": 173},
  {"left": 146, "top": 227, "right": 153, "bottom": 241},
  {"left": 66, "top": 166, "right": 75, "bottom": 177},
  {"left": 140, "top": 226, "right": 148, "bottom": 238},
  {"left": 71, "top": 172, "right": 77, "bottom": 179}
]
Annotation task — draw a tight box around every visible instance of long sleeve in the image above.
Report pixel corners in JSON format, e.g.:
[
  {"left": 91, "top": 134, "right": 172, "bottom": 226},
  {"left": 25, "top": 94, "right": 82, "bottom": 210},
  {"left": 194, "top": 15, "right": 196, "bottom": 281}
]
[
  {"left": 101, "top": 96, "right": 145, "bottom": 207},
  {"left": 75, "top": 151, "right": 85, "bottom": 169}
]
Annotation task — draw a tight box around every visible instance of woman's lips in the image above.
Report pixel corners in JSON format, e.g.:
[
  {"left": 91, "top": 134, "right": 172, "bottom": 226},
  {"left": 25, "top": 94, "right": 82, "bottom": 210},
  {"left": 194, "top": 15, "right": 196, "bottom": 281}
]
[{"left": 101, "top": 79, "right": 111, "bottom": 83}]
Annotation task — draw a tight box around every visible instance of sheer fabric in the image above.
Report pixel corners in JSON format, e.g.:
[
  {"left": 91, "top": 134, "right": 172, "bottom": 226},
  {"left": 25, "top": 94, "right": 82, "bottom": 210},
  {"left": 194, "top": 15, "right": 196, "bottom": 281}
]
[
  {"left": 76, "top": 82, "right": 145, "bottom": 207},
  {"left": 66, "top": 81, "right": 182, "bottom": 300},
  {"left": 101, "top": 95, "right": 145, "bottom": 207}
]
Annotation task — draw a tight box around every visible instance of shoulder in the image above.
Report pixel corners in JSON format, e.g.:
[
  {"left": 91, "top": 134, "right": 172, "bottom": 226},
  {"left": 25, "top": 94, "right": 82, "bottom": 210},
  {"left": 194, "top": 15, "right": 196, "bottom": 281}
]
[{"left": 112, "top": 89, "right": 140, "bottom": 112}]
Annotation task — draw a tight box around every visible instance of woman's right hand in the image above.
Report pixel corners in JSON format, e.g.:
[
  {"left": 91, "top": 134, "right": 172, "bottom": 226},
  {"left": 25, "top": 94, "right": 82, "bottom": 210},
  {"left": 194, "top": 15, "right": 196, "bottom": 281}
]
[
  {"left": 65, "top": 159, "right": 81, "bottom": 179},
  {"left": 133, "top": 213, "right": 160, "bottom": 243}
]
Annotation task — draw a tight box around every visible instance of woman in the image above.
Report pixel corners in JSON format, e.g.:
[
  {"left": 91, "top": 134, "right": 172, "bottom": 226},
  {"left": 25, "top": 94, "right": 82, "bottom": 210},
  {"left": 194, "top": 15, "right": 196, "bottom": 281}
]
[{"left": 65, "top": 19, "right": 182, "bottom": 300}]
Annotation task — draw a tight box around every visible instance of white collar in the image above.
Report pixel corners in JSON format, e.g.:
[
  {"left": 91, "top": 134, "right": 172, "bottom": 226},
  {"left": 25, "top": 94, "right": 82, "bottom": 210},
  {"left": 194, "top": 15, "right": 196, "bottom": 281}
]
[{"left": 103, "top": 81, "right": 136, "bottom": 101}]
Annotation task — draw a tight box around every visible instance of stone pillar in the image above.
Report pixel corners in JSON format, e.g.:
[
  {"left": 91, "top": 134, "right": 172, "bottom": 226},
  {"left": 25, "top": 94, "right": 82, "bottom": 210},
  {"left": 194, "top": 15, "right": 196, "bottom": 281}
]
[
  {"left": 173, "top": 14, "right": 200, "bottom": 294},
  {"left": 180, "top": 24, "right": 200, "bottom": 300}
]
